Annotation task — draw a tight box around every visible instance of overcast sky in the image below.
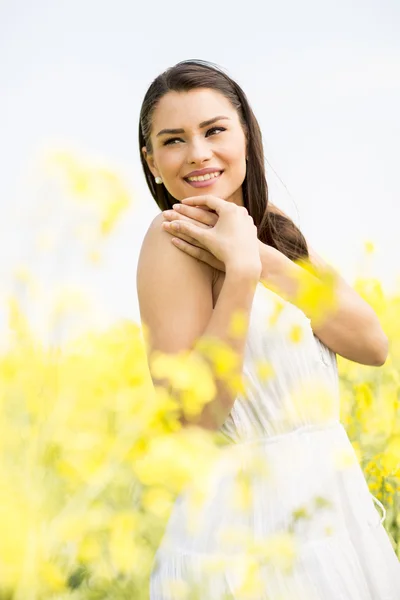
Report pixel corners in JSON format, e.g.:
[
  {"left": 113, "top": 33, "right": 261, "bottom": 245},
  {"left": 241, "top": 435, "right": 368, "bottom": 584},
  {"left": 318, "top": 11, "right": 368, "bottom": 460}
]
[{"left": 1, "top": 0, "right": 399, "bottom": 344}]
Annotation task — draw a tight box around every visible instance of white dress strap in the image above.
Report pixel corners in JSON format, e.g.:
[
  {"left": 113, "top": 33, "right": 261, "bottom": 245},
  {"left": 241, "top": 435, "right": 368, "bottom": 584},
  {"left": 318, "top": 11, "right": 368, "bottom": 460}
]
[{"left": 371, "top": 493, "right": 387, "bottom": 525}]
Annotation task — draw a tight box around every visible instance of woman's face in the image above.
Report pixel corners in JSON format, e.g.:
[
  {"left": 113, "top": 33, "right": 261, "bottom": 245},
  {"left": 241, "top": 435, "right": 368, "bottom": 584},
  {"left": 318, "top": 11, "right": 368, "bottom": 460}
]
[{"left": 142, "top": 88, "right": 248, "bottom": 207}]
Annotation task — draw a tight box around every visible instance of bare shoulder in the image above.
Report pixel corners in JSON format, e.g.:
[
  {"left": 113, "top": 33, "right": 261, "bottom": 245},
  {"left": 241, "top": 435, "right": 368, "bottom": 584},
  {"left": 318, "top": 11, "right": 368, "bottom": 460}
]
[{"left": 136, "top": 213, "right": 214, "bottom": 357}]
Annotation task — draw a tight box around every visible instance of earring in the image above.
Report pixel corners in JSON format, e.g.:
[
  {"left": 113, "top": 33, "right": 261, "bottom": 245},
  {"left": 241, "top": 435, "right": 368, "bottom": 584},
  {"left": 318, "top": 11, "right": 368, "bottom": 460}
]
[{"left": 155, "top": 176, "right": 163, "bottom": 184}]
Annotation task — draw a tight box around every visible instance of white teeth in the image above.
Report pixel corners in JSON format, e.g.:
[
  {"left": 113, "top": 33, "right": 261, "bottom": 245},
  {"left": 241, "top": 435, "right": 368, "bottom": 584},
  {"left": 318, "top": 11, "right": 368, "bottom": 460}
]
[{"left": 187, "top": 171, "right": 221, "bottom": 182}]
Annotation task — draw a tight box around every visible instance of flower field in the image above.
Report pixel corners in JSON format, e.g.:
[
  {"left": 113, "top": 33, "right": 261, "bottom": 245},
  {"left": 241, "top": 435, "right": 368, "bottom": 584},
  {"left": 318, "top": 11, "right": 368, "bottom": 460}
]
[{"left": 0, "top": 155, "right": 398, "bottom": 599}]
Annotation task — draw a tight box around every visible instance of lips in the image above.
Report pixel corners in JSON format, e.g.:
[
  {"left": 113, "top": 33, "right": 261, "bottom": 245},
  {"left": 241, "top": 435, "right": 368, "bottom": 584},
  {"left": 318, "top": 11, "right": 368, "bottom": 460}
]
[
  {"left": 184, "top": 167, "right": 224, "bottom": 179},
  {"left": 184, "top": 171, "right": 223, "bottom": 188},
  {"left": 183, "top": 170, "right": 224, "bottom": 182}
]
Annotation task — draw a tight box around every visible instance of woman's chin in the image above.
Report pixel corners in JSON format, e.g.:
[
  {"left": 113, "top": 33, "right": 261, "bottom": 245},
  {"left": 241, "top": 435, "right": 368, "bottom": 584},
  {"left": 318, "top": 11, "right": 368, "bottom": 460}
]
[{"left": 169, "top": 182, "right": 235, "bottom": 202}]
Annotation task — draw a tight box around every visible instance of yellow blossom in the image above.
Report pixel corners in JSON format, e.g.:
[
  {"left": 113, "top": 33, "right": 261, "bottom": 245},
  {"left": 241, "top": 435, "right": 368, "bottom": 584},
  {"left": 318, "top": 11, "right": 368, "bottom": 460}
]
[{"left": 289, "top": 324, "right": 303, "bottom": 343}]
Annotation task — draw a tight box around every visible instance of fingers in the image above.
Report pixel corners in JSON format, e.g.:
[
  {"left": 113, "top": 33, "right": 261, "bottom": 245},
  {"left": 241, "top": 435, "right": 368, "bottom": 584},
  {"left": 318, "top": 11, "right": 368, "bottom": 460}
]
[
  {"left": 171, "top": 238, "right": 225, "bottom": 272},
  {"left": 162, "top": 221, "right": 206, "bottom": 247},
  {"left": 172, "top": 204, "right": 218, "bottom": 227},
  {"left": 181, "top": 195, "right": 228, "bottom": 214},
  {"left": 162, "top": 209, "right": 212, "bottom": 229}
]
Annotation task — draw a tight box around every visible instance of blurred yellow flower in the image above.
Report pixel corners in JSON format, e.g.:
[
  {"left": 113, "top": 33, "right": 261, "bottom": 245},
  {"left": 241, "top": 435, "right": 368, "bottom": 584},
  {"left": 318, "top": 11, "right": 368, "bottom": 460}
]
[
  {"left": 365, "top": 241, "right": 375, "bottom": 254},
  {"left": 381, "top": 437, "right": 400, "bottom": 476},
  {"left": 47, "top": 151, "right": 131, "bottom": 238},
  {"left": 255, "top": 360, "right": 275, "bottom": 383},
  {"left": 1, "top": 152, "right": 400, "bottom": 598},
  {"left": 289, "top": 324, "right": 303, "bottom": 343}
]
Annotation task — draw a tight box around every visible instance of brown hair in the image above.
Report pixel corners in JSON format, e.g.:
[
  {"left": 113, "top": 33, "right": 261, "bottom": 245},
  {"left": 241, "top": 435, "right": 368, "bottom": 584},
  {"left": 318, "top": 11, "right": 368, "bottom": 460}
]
[{"left": 138, "top": 59, "right": 308, "bottom": 262}]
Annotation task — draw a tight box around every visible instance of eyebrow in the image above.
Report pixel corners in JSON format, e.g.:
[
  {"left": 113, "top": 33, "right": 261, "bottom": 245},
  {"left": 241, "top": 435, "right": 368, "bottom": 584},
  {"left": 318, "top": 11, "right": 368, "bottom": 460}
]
[{"left": 156, "top": 115, "right": 230, "bottom": 137}]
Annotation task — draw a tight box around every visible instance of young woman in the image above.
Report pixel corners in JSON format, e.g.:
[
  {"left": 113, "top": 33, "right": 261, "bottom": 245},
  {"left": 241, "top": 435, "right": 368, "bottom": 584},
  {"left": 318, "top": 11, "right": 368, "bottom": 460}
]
[{"left": 137, "top": 59, "right": 400, "bottom": 599}]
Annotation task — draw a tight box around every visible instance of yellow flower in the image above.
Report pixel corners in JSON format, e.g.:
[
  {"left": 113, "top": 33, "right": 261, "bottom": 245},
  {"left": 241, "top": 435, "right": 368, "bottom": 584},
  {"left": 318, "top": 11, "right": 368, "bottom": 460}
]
[
  {"left": 292, "top": 260, "right": 339, "bottom": 328},
  {"left": 255, "top": 360, "right": 275, "bottom": 383},
  {"left": 252, "top": 532, "right": 298, "bottom": 572},
  {"left": 228, "top": 309, "right": 248, "bottom": 338},
  {"left": 265, "top": 293, "right": 285, "bottom": 327},
  {"left": 39, "top": 561, "right": 67, "bottom": 593},
  {"left": 289, "top": 324, "right": 303, "bottom": 343},
  {"left": 381, "top": 437, "right": 400, "bottom": 476},
  {"left": 47, "top": 151, "right": 131, "bottom": 238},
  {"left": 2, "top": 150, "right": 400, "bottom": 597},
  {"left": 365, "top": 241, "right": 375, "bottom": 254},
  {"left": 141, "top": 486, "right": 174, "bottom": 518}
]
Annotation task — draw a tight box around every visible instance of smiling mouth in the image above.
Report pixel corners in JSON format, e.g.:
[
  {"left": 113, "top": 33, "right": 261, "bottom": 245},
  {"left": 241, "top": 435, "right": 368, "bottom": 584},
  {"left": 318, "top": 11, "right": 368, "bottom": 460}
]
[{"left": 184, "top": 170, "right": 224, "bottom": 183}]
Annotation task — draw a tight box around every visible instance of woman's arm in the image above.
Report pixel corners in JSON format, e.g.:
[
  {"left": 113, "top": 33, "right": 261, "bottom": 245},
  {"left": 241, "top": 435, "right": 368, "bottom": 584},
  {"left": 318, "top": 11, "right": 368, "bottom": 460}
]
[
  {"left": 160, "top": 202, "right": 388, "bottom": 366},
  {"left": 137, "top": 213, "right": 259, "bottom": 431},
  {"left": 259, "top": 234, "right": 388, "bottom": 367}
]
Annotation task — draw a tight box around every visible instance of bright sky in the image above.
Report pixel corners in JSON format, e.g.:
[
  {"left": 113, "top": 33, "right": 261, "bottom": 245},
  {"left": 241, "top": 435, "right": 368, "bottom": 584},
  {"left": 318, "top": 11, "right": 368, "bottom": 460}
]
[{"left": 1, "top": 0, "right": 399, "bottom": 343}]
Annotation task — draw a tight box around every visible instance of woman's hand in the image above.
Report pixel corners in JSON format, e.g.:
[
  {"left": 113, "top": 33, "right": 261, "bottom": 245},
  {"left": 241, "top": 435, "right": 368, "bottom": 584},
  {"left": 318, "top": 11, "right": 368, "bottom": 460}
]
[
  {"left": 162, "top": 203, "right": 226, "bottom": 272},
  {"left": 161, "top": 195, "right": 262, "bottom": 277}
]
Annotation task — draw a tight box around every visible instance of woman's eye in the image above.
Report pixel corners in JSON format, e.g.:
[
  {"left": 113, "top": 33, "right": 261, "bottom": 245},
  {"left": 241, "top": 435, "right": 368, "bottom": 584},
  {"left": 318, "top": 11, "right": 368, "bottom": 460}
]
[
  {"left": 163, "top": 137, "right": 182, "bottom": 146},
  {"left": 163, "top": 126, "right": 226, "bottom": 146},
  {"left": 206, "top": 126, "right": 226, "bottom": 136}
]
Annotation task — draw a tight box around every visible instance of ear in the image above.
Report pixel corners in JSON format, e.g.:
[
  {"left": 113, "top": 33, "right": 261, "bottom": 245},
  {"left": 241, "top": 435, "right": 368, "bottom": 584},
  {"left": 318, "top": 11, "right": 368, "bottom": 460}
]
[{"left": 141, "top": 146, "right": 161, "bottom": 180}]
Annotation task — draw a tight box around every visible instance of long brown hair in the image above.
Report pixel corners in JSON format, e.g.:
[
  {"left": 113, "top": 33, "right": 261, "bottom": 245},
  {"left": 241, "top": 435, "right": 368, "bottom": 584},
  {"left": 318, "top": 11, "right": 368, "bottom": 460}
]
[{"left": 138, "top": 59, "right": 308, "bottom": 262}]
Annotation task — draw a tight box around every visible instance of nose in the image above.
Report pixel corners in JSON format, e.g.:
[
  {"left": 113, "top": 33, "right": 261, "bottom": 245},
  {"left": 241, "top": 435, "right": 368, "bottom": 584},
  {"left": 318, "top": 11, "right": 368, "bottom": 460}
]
[{"left": 186, "top": 136, "right": 213, "bottom": 165}]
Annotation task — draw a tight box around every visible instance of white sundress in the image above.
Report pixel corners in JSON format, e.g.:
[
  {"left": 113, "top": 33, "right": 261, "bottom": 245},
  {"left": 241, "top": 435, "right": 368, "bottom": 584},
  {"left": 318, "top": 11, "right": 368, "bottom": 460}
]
[{"left": 150, "top": 281, "right": 400, "bottom": 599}]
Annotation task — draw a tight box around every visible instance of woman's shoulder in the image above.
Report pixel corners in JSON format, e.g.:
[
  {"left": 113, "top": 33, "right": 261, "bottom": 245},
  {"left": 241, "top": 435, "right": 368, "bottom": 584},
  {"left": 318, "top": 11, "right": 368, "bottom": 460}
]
[
  {"left": 143, "top": 212, "right": 167, "bottom": 239},
  {"left": 139, "top": 212, "right": 176, "bottom": 261},
  {"left": 137, "top": 212, "right": 214, "bottom": 290},
  {"left": 136, "top": 212, "right": 215, "bottom": 356}
]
